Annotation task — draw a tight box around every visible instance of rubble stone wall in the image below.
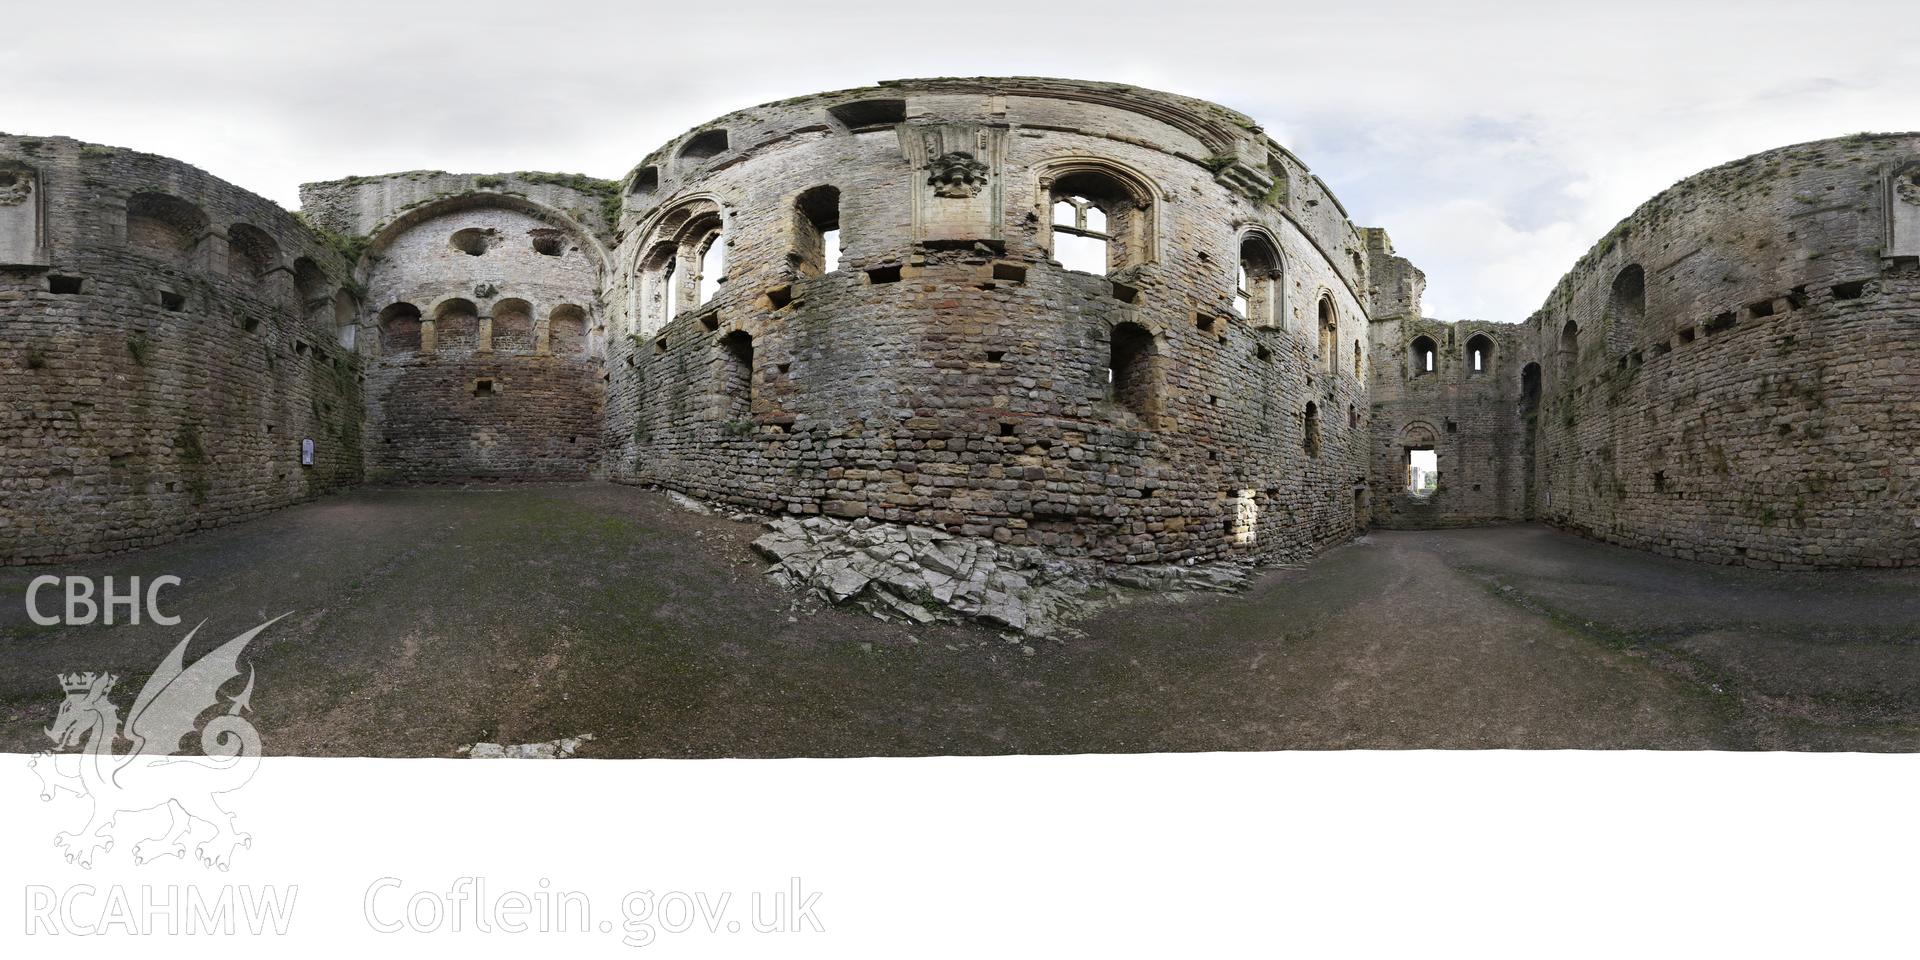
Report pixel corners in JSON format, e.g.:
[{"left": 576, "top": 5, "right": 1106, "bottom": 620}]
[
  {"left": 0, "top": 136, "right": 363, "bottom": 563},
  {"left": 604, "top": 78, "right": 1376, "bottom": 564},
  {"left": 1517, "top": 135, "right": 1920, "bottom": 568}
]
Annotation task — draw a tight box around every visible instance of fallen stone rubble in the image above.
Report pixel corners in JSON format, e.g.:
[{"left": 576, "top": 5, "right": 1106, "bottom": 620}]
[{"left": 751, "top": 514, "right": 1260, "bottom": 637}]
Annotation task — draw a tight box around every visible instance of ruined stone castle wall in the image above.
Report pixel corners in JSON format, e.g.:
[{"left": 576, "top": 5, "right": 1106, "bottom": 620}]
[
  {"left": 300, "top": 175, "right": 614, "bottom": 482},
  {"left": 0, "top": 135, "right": 363, "bottom": 563},
  {"left": 1516, "top": 135, "right": 1920, "bottom": 568},
  {"left": 1366, "top": 314, "right": 1529, "bottom": 529},
  {"left": 601, "top": 79, "right": 1376, "bottom": 563}
]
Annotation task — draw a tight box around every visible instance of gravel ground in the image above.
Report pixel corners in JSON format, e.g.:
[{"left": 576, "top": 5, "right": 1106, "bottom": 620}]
[{"left": 2, "top": 483, "right": 1914, "bottom": 756}]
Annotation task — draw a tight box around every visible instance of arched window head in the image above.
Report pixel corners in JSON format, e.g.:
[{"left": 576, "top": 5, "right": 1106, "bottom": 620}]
[
  {"left": 637, "top": 200, "right": 725, "bottom": 332},
  {"left": 1609, "top": 264, "right": 1646, "bottom": 336},
  {"left": 1041, "top": 163, "right": 1155, "bottom": 277},
  {"left": 1235, "top": 232, "right": 1283, "bottom": 328},
  {"left": 1466, "top": 333, "right": 1494, "bottom": 376},
  {"left": 548, "top": 304, "right": 587, "bottom": 356},
  {"left": 1410, "top": 335, "right": 1438, "bottom": 377},
  {"left": 1317, "top": 296, "right": 1338, "bottom": 374},
  {"left": 794, "top": 185, "right": 841, "bottom": 277},
  {"left": 1559, "top": 319, "right": 1580, "bottom": 377},
  {"left": 1303, "top": 401, "right": 1322, "bottom": 456},
  {"left": 379, "top": 302, "right": 422, "bottom": 353}
]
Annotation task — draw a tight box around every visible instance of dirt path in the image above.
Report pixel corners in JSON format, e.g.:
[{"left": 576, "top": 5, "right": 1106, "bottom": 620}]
[{"left": 1, "top": 484, "right": 1913, "bottom": 756}]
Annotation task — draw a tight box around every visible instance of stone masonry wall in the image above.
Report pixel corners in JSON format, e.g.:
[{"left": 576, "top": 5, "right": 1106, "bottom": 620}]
[
  {"left": 602, "top": 79, "right": 1375, "bottom": 564},
  {"left": 1518, "top": 135, "right": 1920, "bottom": 568},
  {"left": 0, "top": 135, "right": 363, "bottom": 564},
  {"left": 301, "top": 176, "right": 613, "bottom": 482}
]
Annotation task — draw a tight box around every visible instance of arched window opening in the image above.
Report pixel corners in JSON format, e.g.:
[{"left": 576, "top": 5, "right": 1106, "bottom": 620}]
[
  {"left": 1107, "top": 321, "right": 1156, "bottom": 419},
  {"left": 379, "top": 302, "right": 422, "bottom": 353},
  {"left": 1410, "top": 335, "right": 1437, "bottom": 377},
  {"left": 1559, "top": 319, "right": 1580, "bottom": 378},
  {"left": 695, "top": 231, "right": 725, "bottom": 305},
  {"left": 1520, "top": 362, "right": 1542, "bottom": 411},
  {"left": 1466, "top": 333, "right": 1494, "bottom": 376},
  {"left": 548, "top": 304, "right": 587, "bottom": 356},
  {"left": 333, "top": 290, "right": 357, "bottom": 351},
  {"left": 1044, "top": 167, "right": 1152, "bottom": 276},
  {"left": 718, "top": 330, "right": 754, "bottom": 418},
  {"left": 226, "top": 223, "right": 278, "bottom": 279},
  {"left": 1317, "top": 296, "right": 1338, "bottom": 374},
  {"left": 1303, "top": 402, "right": 1321, "bottom": 456},
  {"left": 794, "top": 185, "right": 841, "bottom": 277},
  {"left": 490, "top": 298, "right": 533, "bottom": 353},
  {"left": 292, "top": 257, "right": 327, "bottom": 310},
  {"left": 126, "top": 192, "right": 207, "bottom": 263},
  {"left": 1235, "top": 233, "right": 1283, "bottom": 327},
  {"left": 433, "top": 298, "right": 479, "bottom": 353},
  {"left": 1609, "top": 264, "right": 1646, "bottom": 335}
]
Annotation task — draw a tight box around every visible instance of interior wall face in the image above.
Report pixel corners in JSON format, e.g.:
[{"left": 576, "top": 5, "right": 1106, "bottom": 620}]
[
  {"left": 361, "top": 205, "right": 605, "bottom": 482},
  {"left": 601, "top": 81, "right": 1375, "bottom": 564},
  {"left": 2, "top": 83, "right": 1914, "bottom": 570},
  {"left": 1517, "top": 136, "right": 1920, "bottom": 569},
  {"left": 0, "top": 135, "right": 363, "bottom": 564}
]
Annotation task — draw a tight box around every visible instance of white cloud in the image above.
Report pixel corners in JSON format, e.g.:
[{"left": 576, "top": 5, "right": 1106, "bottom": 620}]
[{"left": 1, "top": 0, "right": 1913, "bottom": 323}]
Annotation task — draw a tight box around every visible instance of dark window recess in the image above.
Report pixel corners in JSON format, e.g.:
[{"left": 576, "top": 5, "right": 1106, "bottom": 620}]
[
  {"left": 827, "top": 99, "right": 907, "bottom": 130},
  {"left": 1680, "top": 327, "right": 1697, "bottom": 343},
  {"left": 48, "top": 275, "right": 84, "bottom": 295},
  {"left": 294, "top": 341, "right": 310, "bottom": 357},
  {"left": 1445, "top": 420, "right": 1458, "bottom": 433},
  {"left": 1705, "top": 311, "right": 1736, "bottom": 333},
  {"left": 654, "top": 337, "right": 668, "bottom": 355},
  {"left": 1653, "top": 471, "right": 1667, "bottom": 492},
  {"left": 1831, "top": 280, "right": 1868, "bottom": 300},
  {"left": 999, "top": 422, "right": 1015, "bottom": 437},
  {"left": 1748, "top": 299, "right": 1775, "bottom": 318},
  {"left": 992, "top": 262, "right": 1027, "bottom": 283},
  {"left": 1110, "top": 280, "right": 1140, "bottom": 303},
  {"left": 766, "top": 284, "right": 794, "bottom": 309},
  {"left": 866, "top": 264, "right": 902, "bottom": 284},
  {"left": 160, "top": 290, "right": 186, "bottom": 311},
  {"left": 1256, "top": 343, "right": 1272, "bottom": 361},
  {"left": 985, "top": 350, "right": 1006, "bottom": 363},
  {"left": 473, "top": 379, "right": 495, "bottom": 396}
]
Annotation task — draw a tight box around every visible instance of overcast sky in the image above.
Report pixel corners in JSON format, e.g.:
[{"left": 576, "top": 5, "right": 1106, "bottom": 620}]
[{"left": 3, "top": 0, "right": 1913, "bottom": 321}]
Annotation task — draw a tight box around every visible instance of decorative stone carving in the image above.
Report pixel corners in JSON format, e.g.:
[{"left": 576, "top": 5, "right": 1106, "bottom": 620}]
[
  {"left": 0, "top": 168, "right": 33, "bottom": 206},
  {"left": 901, "top": 124, "right": 1006, "bottom": 244},
  {"left": 926, "top": 151, "right": 989, "bottom": 199}
]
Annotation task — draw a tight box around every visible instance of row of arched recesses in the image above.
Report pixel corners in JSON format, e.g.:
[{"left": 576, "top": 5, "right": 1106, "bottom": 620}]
[
  {"left": 378, "top": 300, "right": 589, "bottom": 356},
  {"left": 1408, "top": 333, "right": 1498, "bottom": 378}
]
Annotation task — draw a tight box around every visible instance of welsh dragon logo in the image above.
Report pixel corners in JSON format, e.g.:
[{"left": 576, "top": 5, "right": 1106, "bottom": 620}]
[{"left": 28, "top": 615, "right": 283, "bottom": 871}]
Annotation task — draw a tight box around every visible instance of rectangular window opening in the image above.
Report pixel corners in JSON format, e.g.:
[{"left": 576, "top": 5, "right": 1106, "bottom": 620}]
[
  {"left": 866, "top": 264, "right": 902, "bottom": 285},
  {"left": 1831, "top": 280, "right": 1868, "bottom": 300},
  {"left": 48, "top": 275, "right": 84, "bottom": 295},
  {"left": 1406, "top": 448, "right": 1438, "bottom": 497}
]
